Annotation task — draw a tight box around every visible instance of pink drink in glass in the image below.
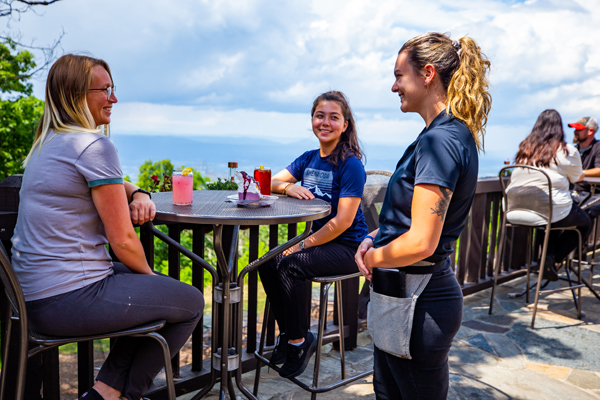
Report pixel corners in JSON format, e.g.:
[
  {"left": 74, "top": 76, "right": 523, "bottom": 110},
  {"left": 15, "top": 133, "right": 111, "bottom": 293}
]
[{"left": 173, "top": 169, "right": 193, "bottom": 205}]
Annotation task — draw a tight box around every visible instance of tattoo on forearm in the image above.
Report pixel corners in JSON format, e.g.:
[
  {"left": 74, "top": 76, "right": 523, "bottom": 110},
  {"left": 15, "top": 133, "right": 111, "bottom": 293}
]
[{"left": 430, "top": 187, "right": 452, "bottom": 222}]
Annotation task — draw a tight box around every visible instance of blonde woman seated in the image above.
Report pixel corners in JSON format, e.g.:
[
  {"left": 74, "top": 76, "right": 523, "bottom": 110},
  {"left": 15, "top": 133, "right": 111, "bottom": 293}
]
[
  {"left": 507, "top": 109, "right": 592, "bottom": 281},
  {"left": 11, "top": 54, "right": 204, "bottom": 400}
]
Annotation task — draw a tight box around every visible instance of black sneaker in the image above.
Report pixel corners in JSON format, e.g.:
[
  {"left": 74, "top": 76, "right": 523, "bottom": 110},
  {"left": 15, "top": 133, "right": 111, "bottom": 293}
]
[
  {"left": 542, "top": 255, "right": 558, "bottom": 281},
  {"left": 278, "top": 331, "right": 317, "bottom": 379},
  {"left": 269, "top": 333, "right": 288, "bottom": 367}
]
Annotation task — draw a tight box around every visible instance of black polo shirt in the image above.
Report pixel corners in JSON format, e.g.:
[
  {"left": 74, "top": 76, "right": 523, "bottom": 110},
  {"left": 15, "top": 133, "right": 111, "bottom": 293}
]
[
  {"left": 374, "top": 110, "right": 479, "bottom": 262},
  {"left": 574, "top": 139, "right": 600, "bottom": 192}
]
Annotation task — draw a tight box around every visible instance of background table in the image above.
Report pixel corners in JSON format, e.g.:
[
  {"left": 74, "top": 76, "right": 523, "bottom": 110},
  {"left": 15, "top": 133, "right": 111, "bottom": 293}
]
[
  {"left": 576, "top": 177, "right": 600, "bottom": 302},
  {"left": 578, "top": 177, "right": 600, "bottom": 208},
  {"left": 149, "top": 190, "right": 330, "bottom": 399}
]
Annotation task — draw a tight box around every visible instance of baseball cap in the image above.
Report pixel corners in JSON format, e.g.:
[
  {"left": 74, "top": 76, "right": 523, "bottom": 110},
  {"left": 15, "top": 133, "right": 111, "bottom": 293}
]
[{"left": 568, "top": 116, "right": 598, "bottom": 132}]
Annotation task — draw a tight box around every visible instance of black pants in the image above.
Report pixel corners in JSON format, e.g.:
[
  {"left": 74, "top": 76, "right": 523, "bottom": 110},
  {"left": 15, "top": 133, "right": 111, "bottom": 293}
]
[
  {"left": 26, "top": 263, "right": 204, "bottom": 400},
  {"left": 373, "top": 260, "right": 463, "bottom": 400},
  {"left": 548, "top": 203, "right": 592, "bottom": 263},
  {"left": 258, "top": 241, "right": 358, "bottom": 340},
  {"left": 572, "top": 191, "right": 600, "bottom": 219}
]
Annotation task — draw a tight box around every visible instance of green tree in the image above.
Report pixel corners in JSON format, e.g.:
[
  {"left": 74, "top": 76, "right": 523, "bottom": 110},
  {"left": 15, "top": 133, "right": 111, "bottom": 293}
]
[
  {"left": 0, "top": 0, "right": 66, "bottom": 181},
  {"left": 0, "top": 38, "right": 36, "bottom": 94},
  {"left": 0, "top": 40, "right": 44, "bottom": 180},
  {"left": 0, "top": 95, "right": 43, "bottom": 180},
  {"left": 136, "top": 159, "right": 174, "bottom": 191}
]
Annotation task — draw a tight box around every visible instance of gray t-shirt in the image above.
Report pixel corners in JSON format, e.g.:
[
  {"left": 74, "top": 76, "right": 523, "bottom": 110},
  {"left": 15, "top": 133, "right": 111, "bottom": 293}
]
[{"left": 11, "top": 131, "right": 124, "bottom": 301}]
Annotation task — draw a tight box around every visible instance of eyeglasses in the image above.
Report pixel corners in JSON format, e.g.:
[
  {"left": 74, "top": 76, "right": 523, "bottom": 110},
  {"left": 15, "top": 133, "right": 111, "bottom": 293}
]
[{"left": 89, "top": 86, "right": 116, "bottom": 100}]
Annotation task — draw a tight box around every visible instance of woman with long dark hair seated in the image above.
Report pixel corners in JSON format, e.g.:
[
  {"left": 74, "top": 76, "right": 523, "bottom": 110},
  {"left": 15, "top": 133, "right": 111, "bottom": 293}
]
[
  {"left": 260, "top": 91, "right": 368, "bottom": 379},
  {"left": 507, "top": 109, "right": 592, "bottom": 280}
]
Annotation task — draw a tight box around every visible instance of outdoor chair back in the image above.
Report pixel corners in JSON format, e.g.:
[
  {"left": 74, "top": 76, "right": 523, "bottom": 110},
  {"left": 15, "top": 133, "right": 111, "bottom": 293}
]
[
  {"left": 489, "top": 165, "right": 584, "bottom": 328},
  {"left": 362, "top": 170, "right": 392, "bottom": 232},
  {"left": 357, "top": 170, "right": 392, "bottom": 318}
]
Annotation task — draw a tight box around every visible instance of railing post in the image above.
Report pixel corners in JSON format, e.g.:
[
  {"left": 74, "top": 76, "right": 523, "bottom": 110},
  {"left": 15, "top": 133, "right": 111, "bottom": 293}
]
[
  {"left": 192, "top": 225, "right": 206, "bottom": 371},
  {"left": 167, "top": 223, "right": 181, "bottom": 377},
  {"left": 246, "top": 225, "right": 260, "bottom": 353}
]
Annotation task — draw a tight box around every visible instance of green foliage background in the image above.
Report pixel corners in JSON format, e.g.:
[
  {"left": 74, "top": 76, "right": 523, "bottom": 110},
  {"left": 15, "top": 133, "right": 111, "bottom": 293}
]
[
  {"left": 136, "top": 159, "right": 209, "bottom": 192},
  {"left": 0, "top": 40, "right": 44, "bottom": 180}
]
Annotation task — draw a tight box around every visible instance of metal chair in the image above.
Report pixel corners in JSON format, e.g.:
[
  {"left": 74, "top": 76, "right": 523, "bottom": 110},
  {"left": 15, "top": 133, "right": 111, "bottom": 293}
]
[
  {"left": 252, "top": 170, "right": 391, "bottom": 399},
  {"left": 489, "top": 165, "right": 585, "bottom": 328},
  {"left": 0, "top": 242, "right": 176, "bottom": 400}
]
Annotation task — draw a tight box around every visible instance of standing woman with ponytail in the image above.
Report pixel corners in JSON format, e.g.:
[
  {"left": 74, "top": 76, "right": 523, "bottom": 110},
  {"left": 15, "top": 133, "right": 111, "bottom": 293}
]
[{"left": 355, "top": 33, "right": 491, "bottom": 399}]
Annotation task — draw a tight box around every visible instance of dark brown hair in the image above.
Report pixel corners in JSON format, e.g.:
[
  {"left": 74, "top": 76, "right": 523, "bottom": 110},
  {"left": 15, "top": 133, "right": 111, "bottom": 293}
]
[
  {"left": 310, "top": 91, "right": 364, "bottom": 167},
  {"left": 514, "top": 109, "right": 567, "bottom": 168}
]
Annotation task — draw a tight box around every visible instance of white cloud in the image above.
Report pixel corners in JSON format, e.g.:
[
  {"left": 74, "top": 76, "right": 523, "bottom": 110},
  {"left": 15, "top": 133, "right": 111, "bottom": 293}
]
[
  {"left": 185, "top": 53, "right": 244, "bottom": 89},
  {"left": 112, "top": 102, "right": 312, "bottom": 144},
  {"left": 6, "top": 0, "right": 600, "bottom": 175},
  {"left": 356, "top": 113, "right": 425, "bottom": 146}
]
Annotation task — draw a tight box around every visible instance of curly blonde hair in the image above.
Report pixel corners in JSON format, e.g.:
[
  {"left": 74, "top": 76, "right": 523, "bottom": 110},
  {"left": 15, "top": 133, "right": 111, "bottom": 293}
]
[{"left": 400, "top": 32, "right": 491, "bottom": 151}]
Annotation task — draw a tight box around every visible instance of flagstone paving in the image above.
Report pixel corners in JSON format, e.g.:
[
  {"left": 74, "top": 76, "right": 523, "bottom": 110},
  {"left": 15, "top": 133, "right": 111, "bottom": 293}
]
[{"left": 179, "top": 267, "right": 600, "bottom": 399}]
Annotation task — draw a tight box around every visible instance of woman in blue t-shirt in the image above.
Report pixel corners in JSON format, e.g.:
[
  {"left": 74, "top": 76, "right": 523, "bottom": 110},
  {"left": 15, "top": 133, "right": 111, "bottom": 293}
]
[
  {"left": 259, "top": 91, "right": 368, "bottom": 379},
  {"left": 355, "top": 33, "right": 492, "bottom": 399}
]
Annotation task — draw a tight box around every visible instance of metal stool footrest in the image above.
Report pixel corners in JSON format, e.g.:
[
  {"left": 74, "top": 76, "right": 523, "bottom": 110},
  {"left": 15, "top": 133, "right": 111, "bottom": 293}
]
[{"left": 253, "top": 271, "right": 373, "bottom": 399}]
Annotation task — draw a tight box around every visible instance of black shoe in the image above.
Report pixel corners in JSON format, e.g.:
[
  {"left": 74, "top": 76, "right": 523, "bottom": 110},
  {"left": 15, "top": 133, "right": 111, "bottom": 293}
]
[
  {"left": 269, "top": 333, "right": 288, "bottom": 367},
  {"left": 542, "top": 255, "right": 558, "bottom": 281},
  {"left": 279, "top": 331, "right": 317, "bottom": 379}
]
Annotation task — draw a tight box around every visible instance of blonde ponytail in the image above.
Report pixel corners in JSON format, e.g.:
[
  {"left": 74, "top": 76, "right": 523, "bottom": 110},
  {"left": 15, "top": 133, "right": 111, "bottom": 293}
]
[
  {"left": 400, "top": 32, "right": 492, "bottom": 151},
  {"left": 446, "top": 37, "right": 491, "bottom": 151}
]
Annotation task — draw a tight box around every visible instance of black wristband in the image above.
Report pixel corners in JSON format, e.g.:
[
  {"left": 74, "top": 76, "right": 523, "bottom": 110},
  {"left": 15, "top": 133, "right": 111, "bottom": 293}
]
[{"left": 130, "top": 188, "right": 152, "bottom": 203}]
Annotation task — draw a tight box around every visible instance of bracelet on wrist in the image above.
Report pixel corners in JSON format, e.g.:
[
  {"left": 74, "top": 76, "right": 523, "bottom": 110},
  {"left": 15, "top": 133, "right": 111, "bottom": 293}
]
[
  {"left": 282, "top": 183, "right": 294, "bottom": 196},
  {"left": 130, "top": 188, "right": 152, "bottom": 203},
  {"left": 365, "top": 235, "right": 375, "bottom": 242}
]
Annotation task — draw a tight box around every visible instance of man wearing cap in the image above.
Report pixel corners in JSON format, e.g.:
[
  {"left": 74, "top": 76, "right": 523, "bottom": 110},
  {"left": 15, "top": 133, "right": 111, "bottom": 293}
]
[{"left": 571, "top": 116, "right": 600, "bottom": 217}]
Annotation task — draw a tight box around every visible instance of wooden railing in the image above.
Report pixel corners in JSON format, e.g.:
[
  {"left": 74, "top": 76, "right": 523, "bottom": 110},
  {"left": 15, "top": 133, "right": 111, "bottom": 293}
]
[
  {"left": 0, "top": 174, "right": 536, "bottom": 399},
  {"left": 454, "top": 176, "right": 530, "bottom": 295}
]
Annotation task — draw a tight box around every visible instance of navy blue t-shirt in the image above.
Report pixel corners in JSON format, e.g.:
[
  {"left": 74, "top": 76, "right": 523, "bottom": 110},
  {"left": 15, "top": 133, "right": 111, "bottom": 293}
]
[
  {"left": 375, "top": 110, "right": 479, "bottom": 261},
  {"left": 287, "top": 150, "right": 369, "bottom": 245}
]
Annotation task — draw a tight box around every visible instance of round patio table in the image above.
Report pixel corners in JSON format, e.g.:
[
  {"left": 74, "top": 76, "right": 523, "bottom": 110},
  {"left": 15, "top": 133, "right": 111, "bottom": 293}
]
[
  {"left": 149, "top": 190, "right": 330, "bottom": 400},
  {"left": 152, "top": 190, "right": 330, "bottom": 226}
]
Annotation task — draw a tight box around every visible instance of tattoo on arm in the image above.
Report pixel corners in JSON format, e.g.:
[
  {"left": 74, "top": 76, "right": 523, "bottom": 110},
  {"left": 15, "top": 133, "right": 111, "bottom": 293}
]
[{"left": 430, "top": 187, "right": 452, "bottom": 222}]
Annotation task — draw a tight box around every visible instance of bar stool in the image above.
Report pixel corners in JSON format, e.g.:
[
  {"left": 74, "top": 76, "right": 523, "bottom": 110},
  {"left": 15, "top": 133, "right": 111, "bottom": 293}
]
[
  {"left": 253, "top": 272, "right": 373, "bottom": 399},
  {"left": 488, "top": 165, "right": 585, "bottom": 328}
]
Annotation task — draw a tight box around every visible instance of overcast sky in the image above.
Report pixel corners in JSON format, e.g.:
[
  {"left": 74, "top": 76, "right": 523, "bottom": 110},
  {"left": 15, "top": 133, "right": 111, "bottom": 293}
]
[{"left": 4, "top": 0, "right": 600, "bottom": 175}]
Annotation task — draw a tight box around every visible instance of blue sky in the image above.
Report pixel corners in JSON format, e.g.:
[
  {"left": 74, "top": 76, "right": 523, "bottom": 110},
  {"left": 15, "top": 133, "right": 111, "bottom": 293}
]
[{"left": 4, "top": 0, "right": 600, "bottom": 178}]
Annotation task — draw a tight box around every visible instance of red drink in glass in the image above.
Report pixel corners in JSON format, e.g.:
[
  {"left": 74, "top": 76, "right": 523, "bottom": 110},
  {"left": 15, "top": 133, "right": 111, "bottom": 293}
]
[
  {"left": 173, "top": 169, "right": 193, "bottom": 205},
  {"left": 253, "top": 167, "right": 271, "bottom": 196}
]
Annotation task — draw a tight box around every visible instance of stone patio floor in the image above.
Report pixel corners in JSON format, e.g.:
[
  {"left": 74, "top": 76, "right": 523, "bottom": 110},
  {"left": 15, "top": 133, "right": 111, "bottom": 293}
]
[{"left": 178, "top": 266, "right": 600, "bottom": 400}]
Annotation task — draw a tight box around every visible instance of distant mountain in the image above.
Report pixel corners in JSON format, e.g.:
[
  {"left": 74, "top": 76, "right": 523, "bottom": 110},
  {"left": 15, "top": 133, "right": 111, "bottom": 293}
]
[
  {"left": 111, "top": 134, "right": 402, "bottom": 182},
  {"left": 111, "top": 133, "right": 504, "bottom": 182}
]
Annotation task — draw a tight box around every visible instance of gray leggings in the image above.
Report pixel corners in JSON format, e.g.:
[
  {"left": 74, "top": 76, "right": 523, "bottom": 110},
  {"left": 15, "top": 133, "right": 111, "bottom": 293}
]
[{"left": 26, "top": 263, "right": 204, "bottom": 400}]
